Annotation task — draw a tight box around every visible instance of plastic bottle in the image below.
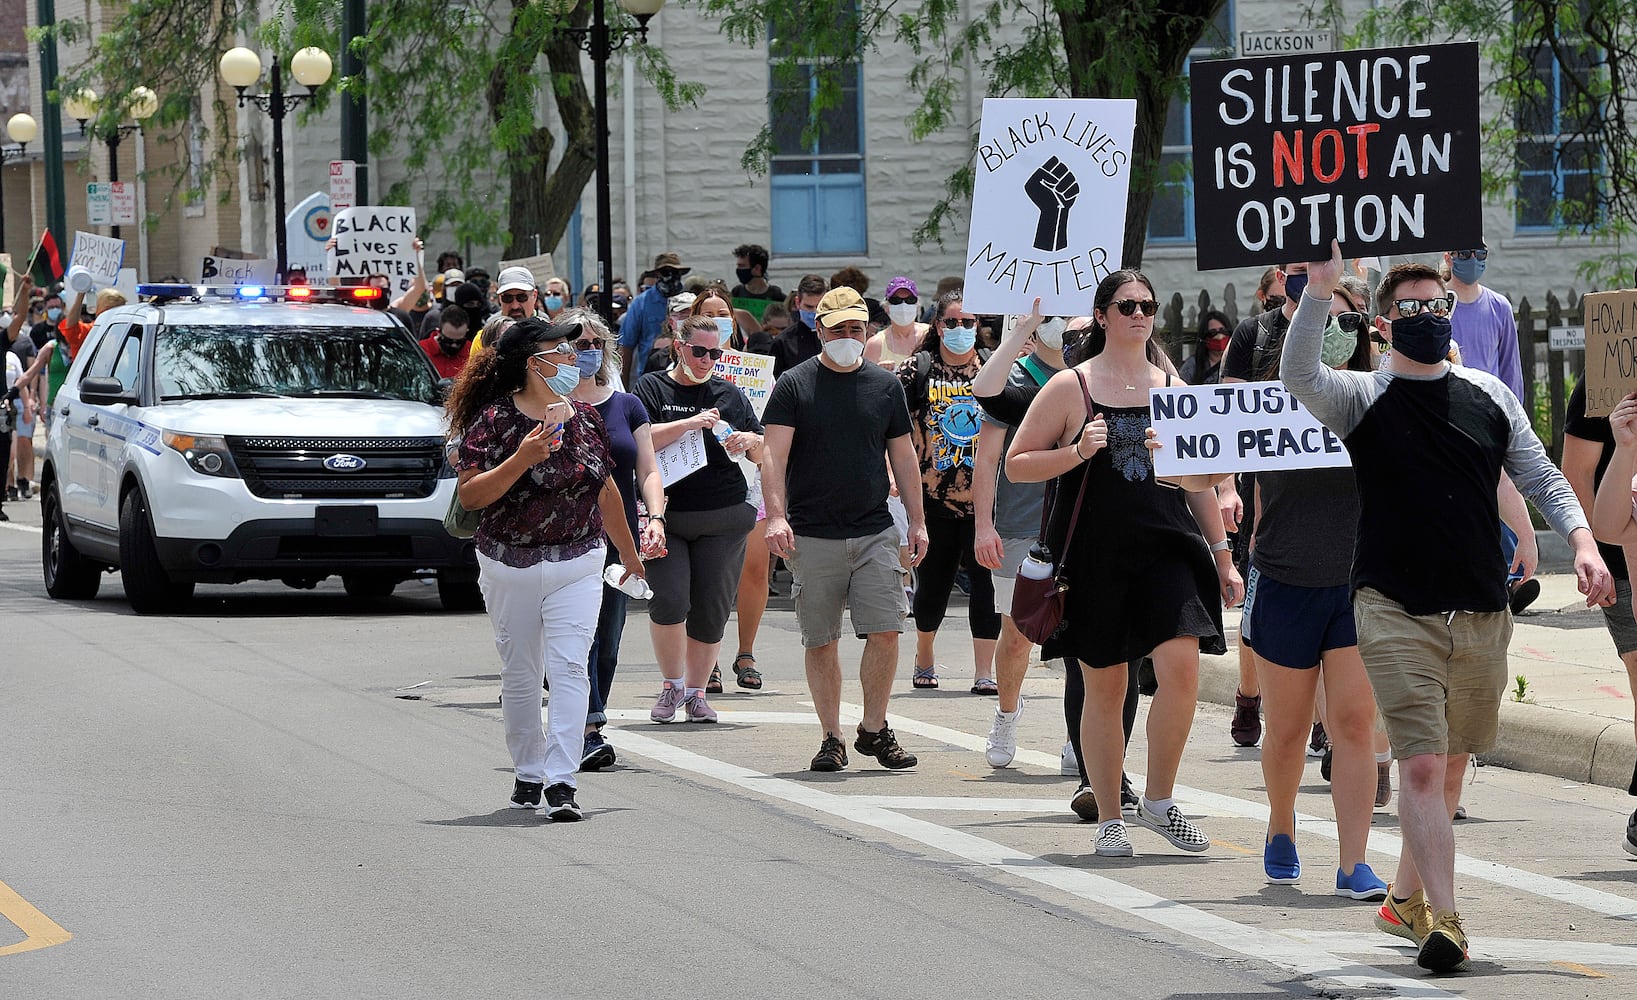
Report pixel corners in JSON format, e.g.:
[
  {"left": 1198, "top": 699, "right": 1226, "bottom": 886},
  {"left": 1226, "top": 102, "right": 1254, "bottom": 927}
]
[
  {"left": 711, "top": 419, "right": 734, "bottom": 443},
  {"left": 1017, "top": 541, "right": 1055, "bottom": 581},
  {"left": 603, "top": 564, "right": 654, "bottom": 600}
]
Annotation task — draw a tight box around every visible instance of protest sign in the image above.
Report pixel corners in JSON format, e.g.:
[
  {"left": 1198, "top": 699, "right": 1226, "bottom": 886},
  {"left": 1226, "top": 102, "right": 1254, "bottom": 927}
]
[
  {"left": 1581, "top": 290, "right": 1637, "bottom": 417},
  {"left": 201, "top": 255, "right": 277, "bottom": 286},
  {"left": 68, "top": 231, "right": 126, "bottom": 289},
  {"left": 330, "top": 206, "right": 419, "bottom": 292},
  {"left": 0, "top": 253, "right": 12, "bottom": 311},
  {"left": 1149, "top": 381, "right": 1349, "bottom": 476},
  {"left": 656, "top": 428, "right": 709, "bottom": 486},
  {"left": 961, "top": 98, "right": 1137, "bottom": 315},
  {"left": 498, "top": 253, "right": 555, "bottom": 290},
  {"left": 713, "top": 349, "right": 775, "bottom": 418},
  {"left": 1189, "top": 41, "right": 1482, "bottom": 270}
]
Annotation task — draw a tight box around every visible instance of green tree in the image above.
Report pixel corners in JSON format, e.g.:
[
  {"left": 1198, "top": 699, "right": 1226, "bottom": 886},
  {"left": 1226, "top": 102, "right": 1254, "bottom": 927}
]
[{"left": 697, "top": 0, "right": 1230, "bottom": 268}]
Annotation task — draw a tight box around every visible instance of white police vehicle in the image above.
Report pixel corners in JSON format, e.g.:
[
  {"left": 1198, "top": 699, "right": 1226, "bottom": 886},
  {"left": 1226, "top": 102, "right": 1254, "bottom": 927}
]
[{"left": 40, "top": 283, "right": 480, "bottom": 613}]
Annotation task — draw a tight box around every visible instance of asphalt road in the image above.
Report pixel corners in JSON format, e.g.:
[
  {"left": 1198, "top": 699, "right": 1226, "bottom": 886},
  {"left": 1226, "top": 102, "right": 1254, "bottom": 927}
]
[{"left": 1, "top": 511, "right": 1635, "bottom": 999}]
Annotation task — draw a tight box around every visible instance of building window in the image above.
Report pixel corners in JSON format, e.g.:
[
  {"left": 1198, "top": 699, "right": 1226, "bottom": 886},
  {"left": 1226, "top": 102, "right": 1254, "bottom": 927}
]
[
  {"left": 1515, "top": 41, "right": 1601, "bottom": 231},
  {"left": 1148, "top": 4, "right": 1235, "bottom": 244},
  {"left": 768, "top": 11, "right": 866, "bottom": 256}
]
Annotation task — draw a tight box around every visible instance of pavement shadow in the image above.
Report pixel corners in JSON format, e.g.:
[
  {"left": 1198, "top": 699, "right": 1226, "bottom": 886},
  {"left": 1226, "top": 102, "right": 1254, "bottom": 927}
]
[
  {"left": 454, "top": 673, "right": 500, "bottom": 681},
  {"left": 423, "top": 809, "right": 556, "bottom": 828},
  {"left": 1038, "top": 851, "right": 1218, "bottom": 869},
  {"left": 1563, "top": 868, "right": 1637, "bottom": 884},
  {"left": 969, "top": 771, "right": 1077, "bottom": 786},
  {"left": 771, "top": 768, "right": 920, "bottom": 782},
  {"left": 1191, "top": 885, "right": 1389, "bottom": 910}
]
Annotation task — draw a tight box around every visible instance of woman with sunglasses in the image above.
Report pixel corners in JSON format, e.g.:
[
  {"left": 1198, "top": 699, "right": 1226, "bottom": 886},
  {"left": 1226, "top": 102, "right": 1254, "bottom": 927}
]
[
  {"left": 633, "top": 316, "right": 765, "bottom": 723},
  {"left": 864, "top": 276, "right": 928, "bottom": 371},
  {"left": 900, "top": 289, "right": 1002, "bottom": 695},
  {"left": 565, "top": 308, "right": 668, "bottom": 769},
  {"left": 1240, "top": 284, "right": 1390, "bottom": 899},
  {"left": 1007, "top": 270, "right": 1238, "bottom": 859},
  {"left": 447, "top": 318, "right": 645, "bottom": 820}
]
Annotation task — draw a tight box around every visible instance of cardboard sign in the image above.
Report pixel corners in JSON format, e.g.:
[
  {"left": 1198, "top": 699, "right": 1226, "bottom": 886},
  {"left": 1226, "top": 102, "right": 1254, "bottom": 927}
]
[
  {"left": 498, "top": 253, "right": 556, "bottom": 291},
  {"left": 655, "top": 428, "right": 709, "bottom": 486},
  {"left": 330, "top": 206, "right": 419, "bottom": 292},
  {"left": 962, "top": 98, "right": 1137, "bottom": 314},
  {"left": 1582, "top": 290, "right": 1637, "bottom": 417},
  {"left": 69, "top": 231, "right": 126, "bottom": 288},
  {"left": 201, "top": 256, "right": 277, "bottom": 286},
  {"left": 329, "top": 160, "right": 356, "bottom": 211},
  {"left": 1189, "top": 41, "right": 1482, "bottom": 270},
  {"left": 1149, "top": 381, "right": 1350, "bottom": 476},
  {"left": 713, "top": 349, "right": 775, "bottom": 418}
]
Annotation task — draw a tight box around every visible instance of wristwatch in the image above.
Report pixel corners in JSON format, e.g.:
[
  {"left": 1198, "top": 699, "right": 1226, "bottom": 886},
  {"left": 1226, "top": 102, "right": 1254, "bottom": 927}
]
[
  {"left": 650, "top": 513, "right": 667, "bottom": 524},
  {"left": 1209, "top": 539, "right": 1232, "bottom": 553}
]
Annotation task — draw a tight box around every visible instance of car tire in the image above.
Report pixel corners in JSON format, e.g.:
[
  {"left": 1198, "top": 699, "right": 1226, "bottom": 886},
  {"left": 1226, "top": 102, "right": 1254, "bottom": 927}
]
[
  {"left": 119, "top": 489, "right": 195, "bottom": 614},
  {"left": 437, "top": 573, "right": 484, "bottom": 612},
  {"left": 342, "top": 574, "right": 398, "bottom": 599},
  {"left": 42, "top": 485, "right": 102, "bottom": 600}
]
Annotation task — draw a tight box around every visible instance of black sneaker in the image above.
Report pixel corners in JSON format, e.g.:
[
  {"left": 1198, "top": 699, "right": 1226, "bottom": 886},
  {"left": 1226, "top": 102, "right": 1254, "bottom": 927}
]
[
  {"left": 580, "top": 731, "right": 616, "bottom": 771},
  {"left": 510, "top": 778, "right": 543, "bottom": 810},
  {"left": 1120, "top": 773, "right": 1139, "bottom": 815},
  {"left": 1624, "top": 809, "right": 1636, "bottom": 857},
  {"left": 854, "top": 724, "right": 918, "bottom": 769},
  {"left": 4, "top": 486, "right": 15, "bottom": 502},
  {"left": 544, "top": 782, "right": 583, "bottom": 821},
  {"left": 811, "top": 734, "right": 849, "bottom": 772},
  {"left": 1321, "top": 746, "right": 1333, "bottom": 783}
]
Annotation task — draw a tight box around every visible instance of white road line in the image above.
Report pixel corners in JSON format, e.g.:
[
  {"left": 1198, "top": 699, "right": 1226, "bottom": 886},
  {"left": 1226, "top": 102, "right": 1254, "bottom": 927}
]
[
  {"left": 1284, "top": 929, "right": 1637, "bottom": 967},
  {"left": 0, "top": 521, "right": 42, "bottom": 535},
  {"left": 607, "top": 727, "right": 1457, "bottom": 999}
]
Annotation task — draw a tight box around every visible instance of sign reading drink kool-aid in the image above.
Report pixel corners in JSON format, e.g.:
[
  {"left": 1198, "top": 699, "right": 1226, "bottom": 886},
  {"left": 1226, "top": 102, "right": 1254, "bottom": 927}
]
[
  {"left": 1189, "top": 41, "right": 1482, "bottom": 270},
  {"left": 962, "top": 98, "right": 1137, "bottom": 315},
  {"left": 1149, "top": 381, "right": 1350, "bottom": 476}
]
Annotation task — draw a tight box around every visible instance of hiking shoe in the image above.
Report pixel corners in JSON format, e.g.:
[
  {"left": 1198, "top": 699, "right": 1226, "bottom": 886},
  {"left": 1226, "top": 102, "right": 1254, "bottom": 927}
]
[
  {"left": 580, "top": 731, "right": 616, "bottom": 771},
  {"left": 811, "top": 734, "right": 849, "bottom": 772},
  {"left": 1375, "top": 760, "right": 1393, "bottom": 808},
  {"left": 649, "top": 681, "right": 685, "bottom": 723},
  {"left": 1508, "top": 577, "right": 1541, "bottom": 614},
  {"left": 1264, "top": 833, "right": 1300, "bottom": 883},
  {"left": 1374, "top": 887, "right": 1431, "bottom": 945},
  {"left": 509, "top": 779, "right": 544, "bottom": 810},
  {"left": 1120, "top": 774, "right": 1139, "bottom": 816},
  {"left": 1625, "top": 809, "right": 1637, "bottom": 857},
  {"left": 855, "top": 724, "right": 918, "bottom": 769},
  {"left": 1336, "top": 863, "right": 1389, "bottom": 901},
  {"left": 1094, "top": 821, "right": 1134, "bottom": 858},
  {"left": 683, "top": 691, "right": 718, "bottom": 723},
  {"left": 1230, "top": 690, "right": 1262, "bottom": 746},
  {"left": 544, "top": 782, "right": 583, "bottom": 822},
  {"left": 1307, "top": 722, "right": 1329, "bottom": 758},
  {"left": 1417, "top": 911, "right": 1471, "bottom": 974},
  {"left": 1070, "top": 784, "right": 1098, "bottom": 822},
  {"left": 1134, "top": 800, "right": 1210, "bottom": 852},
  {"left": 1060, "top": 741, "right": 1079, "bottom": 777},
  {"left": 985, "top": 700, "right": 1022, "bottom": 767}
]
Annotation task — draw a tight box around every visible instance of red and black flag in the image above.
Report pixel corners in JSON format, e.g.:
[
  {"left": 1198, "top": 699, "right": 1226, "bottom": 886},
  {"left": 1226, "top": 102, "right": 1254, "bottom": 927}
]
[{"left": 27, "top": 229, "right": 64, "bottom": 286}]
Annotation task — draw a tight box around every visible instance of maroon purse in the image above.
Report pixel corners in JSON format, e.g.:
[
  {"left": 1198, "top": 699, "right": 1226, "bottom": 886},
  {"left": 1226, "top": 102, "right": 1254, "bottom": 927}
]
[{"left": 1010, "top": 370, "right": 1093, "bottom": 645}]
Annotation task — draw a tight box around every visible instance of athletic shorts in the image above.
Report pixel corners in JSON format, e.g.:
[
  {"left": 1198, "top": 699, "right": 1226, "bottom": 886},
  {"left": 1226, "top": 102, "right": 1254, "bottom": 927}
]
[
  {"left": 990, "top": 536, "right": 1032, "bottom": 612},
  {"left": 1601, "top": 577, "right": 1637, "bottom": 656},
  {"left": 788, "top": 528, "right": 907, "bottom": 648},
  {"left": 1240, "top": 572, "right": 1357, "bottom": 669}
]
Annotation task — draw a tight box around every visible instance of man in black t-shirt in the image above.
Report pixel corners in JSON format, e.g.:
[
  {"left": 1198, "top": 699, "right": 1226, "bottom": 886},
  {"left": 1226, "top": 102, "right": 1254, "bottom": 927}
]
[{"left": 763, "top": 286, "right": 926, "bottom": 774}]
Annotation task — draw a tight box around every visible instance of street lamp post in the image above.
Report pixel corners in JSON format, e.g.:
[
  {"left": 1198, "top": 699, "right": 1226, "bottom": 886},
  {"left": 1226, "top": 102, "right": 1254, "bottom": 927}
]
[
  {"left": 66, "top": 86, "right": 158, "bottom": 240},
  {"left": 565, "top": 0, "right": 666, "bottom": 329},
  {"left": 2, "top": 113, "right": 38, "bottom": 254},
  {"left": 219, "top": 46, "right": 333, "bottom": 281}
]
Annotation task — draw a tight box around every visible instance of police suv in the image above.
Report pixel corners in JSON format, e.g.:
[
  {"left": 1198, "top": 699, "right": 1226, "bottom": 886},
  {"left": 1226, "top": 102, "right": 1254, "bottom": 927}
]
[{"left": 40, "top": 283, "right": 479, "bottom": 613}]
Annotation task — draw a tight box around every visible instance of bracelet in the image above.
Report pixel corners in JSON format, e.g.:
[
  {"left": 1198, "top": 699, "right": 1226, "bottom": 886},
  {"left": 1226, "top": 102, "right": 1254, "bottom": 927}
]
[
  {"left": 1072, "top": 438, "right": 1089, "bottom": 461},
  {"left": 650, "top": 513, "right": 667, "bottom": 524},
  {"left": 1209, "top": 539, "right": 1232, "bottom": 553}
]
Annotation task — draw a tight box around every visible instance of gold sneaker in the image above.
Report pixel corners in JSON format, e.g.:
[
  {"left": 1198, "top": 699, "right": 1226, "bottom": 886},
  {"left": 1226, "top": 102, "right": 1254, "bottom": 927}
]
[
  {"left": 1417, "top": 910, "right": 1472, "bottom": 974},
  {"left": 1373, "top": 885, "right": 1430, "bottom": 945}
]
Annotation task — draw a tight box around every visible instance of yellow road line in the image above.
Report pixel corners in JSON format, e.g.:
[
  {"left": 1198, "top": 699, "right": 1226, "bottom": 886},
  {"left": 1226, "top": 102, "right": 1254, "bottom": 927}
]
[
  {"left": 0, "top": 879, "right": 72, "bottom": 957},
  {"left": 1210, "top": 839, "right": 1254, "bottom": 855},
  {"left": 1552, "top": 960, "right": 1607, "bottom": 979}
]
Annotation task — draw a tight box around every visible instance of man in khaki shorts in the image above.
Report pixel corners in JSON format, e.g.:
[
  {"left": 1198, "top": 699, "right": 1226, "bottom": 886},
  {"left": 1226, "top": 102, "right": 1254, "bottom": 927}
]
[
  {"left": 1284, "top": 245, "right": 1613, "bottom": 975},
  {"left": 763, "top": 286, "right": 928, "bottom": 772}
]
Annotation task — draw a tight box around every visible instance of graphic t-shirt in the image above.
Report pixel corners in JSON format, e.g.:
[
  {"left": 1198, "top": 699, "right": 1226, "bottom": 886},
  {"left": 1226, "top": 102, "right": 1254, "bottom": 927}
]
[{"left": 900, "top": 350, "right": 985, "bottom": 519}]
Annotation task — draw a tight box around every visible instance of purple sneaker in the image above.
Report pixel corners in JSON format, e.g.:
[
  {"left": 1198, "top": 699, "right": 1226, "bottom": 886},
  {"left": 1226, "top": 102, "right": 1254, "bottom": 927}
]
[
  {"left": 650, "top": 682, "right": 686, "bottom": 723},
  {"left": 684, "top": 691, "right": 718, "bottom": 723}
]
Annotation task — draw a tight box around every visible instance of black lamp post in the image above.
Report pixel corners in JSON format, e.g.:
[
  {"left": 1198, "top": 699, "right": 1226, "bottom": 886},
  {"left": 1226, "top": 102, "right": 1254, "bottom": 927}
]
[
  {"left": 219, "top": 47, "right": 334, "bottom": 282},
  {"left": 1, "top": 113, "right": 37, "bottom": 254},
  {"left": 66, "top": 87, "right": 157, "bottom": 241}
]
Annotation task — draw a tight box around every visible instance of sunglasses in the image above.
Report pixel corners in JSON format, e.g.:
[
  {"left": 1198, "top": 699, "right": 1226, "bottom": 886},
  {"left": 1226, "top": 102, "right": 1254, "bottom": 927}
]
[
  {"left": 941, "top": 317, "right": 977, "bottom": 329},
  {"left": 573, "top": 338, "right": 606, "bottom": 352},
  {"left": 1452, "top": 249, "right": 1488, "bottom": 261},
  {"left": 1110, "top": 299, "right": 1160, "bottom": 317},
  {"left": 887, "top": 295, "right": 917, "bottom": 305},
  {"left": 531, "top": 345, "right": 577, "bottom": 362},
  {"left": 1334, "top": 311, "right": 1367, "bottom": 333},
  {"left": 685, "top": 344, "right": 725, "bottom": 361},
  {"left": 1393, "top": 295, "right": 1455, "bottom": 318},
  {"left": 500, "top": 292, "right": 533, "bottom": 304}
]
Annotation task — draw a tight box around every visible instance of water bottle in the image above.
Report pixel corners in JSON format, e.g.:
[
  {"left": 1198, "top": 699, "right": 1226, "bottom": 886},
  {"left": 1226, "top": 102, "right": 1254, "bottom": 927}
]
[
  {"left": 603, "top": 564, "right": 654, "bottom": 600},
  {"left": 1018, "top": 541, "right": 1055, "bottom": 581},
  {"left": 711, "top": 419, "right": 734, "bottom": 444}
]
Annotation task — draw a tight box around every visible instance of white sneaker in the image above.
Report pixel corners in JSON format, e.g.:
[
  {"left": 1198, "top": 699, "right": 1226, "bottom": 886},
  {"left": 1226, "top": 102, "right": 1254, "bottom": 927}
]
[
  {"left": 1133, "top": 800, "right": 1211, "bottom": 853},
  {"left": 984, "top": 700, "right": 1023, "bottom": 767},
  {"left": 1094, "top": 820, "right": 1134, "bottom": 857},
  {"left": 1060, "top": 741, "right": 1079, "bottom": 777}
]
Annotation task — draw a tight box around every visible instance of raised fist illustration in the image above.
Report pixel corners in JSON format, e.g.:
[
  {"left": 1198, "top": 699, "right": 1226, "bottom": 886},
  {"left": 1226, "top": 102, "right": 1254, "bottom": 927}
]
[{"left": 1024, "top": 155, "right": 1080, "bottom": 253}]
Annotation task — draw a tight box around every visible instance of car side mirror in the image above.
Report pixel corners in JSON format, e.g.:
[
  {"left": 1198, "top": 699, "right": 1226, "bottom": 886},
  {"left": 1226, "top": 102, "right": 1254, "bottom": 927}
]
[
  {"left": 437, "top": 377, "right": 455, "bottom": 404},
  {"left": 79, "top": 377, "right": 137, "bottom": 406}
]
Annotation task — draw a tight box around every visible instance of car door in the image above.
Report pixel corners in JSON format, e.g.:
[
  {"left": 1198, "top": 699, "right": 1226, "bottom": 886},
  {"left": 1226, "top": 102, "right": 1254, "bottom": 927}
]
[
  {"left": 84, "top": 324, "right": 147, "bottom": 530},
  {"left": 61, "top": 323, "right": 140, "bottom": 528}
]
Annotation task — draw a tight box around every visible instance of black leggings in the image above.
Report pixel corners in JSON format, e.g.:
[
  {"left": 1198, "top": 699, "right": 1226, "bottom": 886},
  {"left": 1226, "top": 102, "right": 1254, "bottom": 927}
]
[
  {"left": 1064, "top": 659, "right": 1141, "bottom": 787},
  {"left": 913, "top": 512, "right": 1001, "bottom": 639}
]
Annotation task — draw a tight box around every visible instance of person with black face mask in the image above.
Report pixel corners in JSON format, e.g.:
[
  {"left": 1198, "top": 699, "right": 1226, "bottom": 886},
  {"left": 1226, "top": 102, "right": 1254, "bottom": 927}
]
[
  {"left": 618, "top": 251, "right": 691, "bottom": 387},
  {"left": 730, "top": 243, "right": 784, "bottom": 323},
  {"left": 1283, "top": 244, "right": 1614, "bottom": 976},
  {"left": 419, "top": 303, "right": 473, "bottom": 378}
]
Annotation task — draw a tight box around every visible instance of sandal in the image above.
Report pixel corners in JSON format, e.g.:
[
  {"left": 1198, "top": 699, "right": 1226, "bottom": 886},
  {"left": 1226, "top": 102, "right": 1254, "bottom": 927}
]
[
  {"left": 912, "top": 665, "right": 940, "bottom": 689},
  {"left": 707, "top": 664, "right": 724, "bottom": 694},
  {"left": 970, "top": 677, "right": 998, "bottom": 696},
  {"left": 732, "top": 652, "right": 763, "bottom": 690}
]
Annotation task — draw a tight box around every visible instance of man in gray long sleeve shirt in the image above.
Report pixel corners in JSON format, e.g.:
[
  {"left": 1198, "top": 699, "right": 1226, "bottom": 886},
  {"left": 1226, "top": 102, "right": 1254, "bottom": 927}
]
[{"left": 1282, "top": 242, "right": 1613, "bottom": 974}]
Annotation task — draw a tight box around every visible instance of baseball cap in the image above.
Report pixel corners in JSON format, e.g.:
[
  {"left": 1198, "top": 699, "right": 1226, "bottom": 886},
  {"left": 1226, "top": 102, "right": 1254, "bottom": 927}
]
[
  {"left": 668, "top": 291, "right": 697, "bottom": 313},
  {"left": 497, "top": 266, "right": 537, "bottom": 294},
  {"left": 652, "top": 251, "right": 691, "bottom": 275},
  {"left": 442, "top": 268, "right": 466, "bottom": 287},
  {"left": 884, "top": 276, "right": 918, "bottom": 300},
  {"left": 816, "top": 286, "right": 869, "bottom": 326}
]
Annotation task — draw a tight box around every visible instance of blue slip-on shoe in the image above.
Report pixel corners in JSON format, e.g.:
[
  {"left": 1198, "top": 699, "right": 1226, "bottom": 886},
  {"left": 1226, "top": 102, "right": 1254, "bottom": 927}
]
[
  {"left": 1335, "top": 862, "right": 1389, "bottom": 901},
  {"left": 1264, "top": 833, "right": 1300, "bottom": 884}
]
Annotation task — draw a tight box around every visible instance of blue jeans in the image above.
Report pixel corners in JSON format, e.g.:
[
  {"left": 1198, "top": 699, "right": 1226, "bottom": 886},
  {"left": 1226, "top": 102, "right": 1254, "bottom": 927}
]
[
  {"left": 586, "top": 548, "right": 629, "bottom": 728},
  {"left": 1500, "top": 521, "right": 1525, "bottom": 585}
]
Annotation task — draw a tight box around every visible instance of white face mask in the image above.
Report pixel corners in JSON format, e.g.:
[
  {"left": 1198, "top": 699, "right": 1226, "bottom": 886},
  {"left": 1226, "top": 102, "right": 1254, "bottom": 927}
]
[
  {"left": 1035, "top": 317, "right": 1066, "bottom": 350},
  {"left": 887, "top": 303, "right": 918, "bottom": 327},
  {"left": 822, "top": 337, "right": 865, "bottom": 368}
]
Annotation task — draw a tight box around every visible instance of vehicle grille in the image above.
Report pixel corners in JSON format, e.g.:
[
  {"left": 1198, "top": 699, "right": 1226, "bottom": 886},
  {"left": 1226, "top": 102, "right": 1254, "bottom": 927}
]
[{"left": 227, "top": 435, "right": 445, "bottom": 500}]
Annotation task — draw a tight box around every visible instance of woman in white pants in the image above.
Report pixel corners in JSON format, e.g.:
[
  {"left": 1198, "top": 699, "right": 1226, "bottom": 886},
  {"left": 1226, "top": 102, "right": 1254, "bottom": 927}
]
[{"left": 449, "top": 317, "right": 645, "bottom": 821}]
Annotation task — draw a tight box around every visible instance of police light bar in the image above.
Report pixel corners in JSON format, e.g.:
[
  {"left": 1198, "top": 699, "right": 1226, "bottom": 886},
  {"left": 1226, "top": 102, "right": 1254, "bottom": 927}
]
[{"left": 135, "top": 284, "right": 386, "bottom": 304}]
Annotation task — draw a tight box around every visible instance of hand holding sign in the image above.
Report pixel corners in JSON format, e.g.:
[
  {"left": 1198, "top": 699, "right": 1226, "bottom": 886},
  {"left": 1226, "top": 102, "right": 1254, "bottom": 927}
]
[
  {"left": 1611, "top": 393, "right": 1637, "bottom": 449},
  {"left": 1025, "top": 156, "right": 1080, "bottom": 252}
]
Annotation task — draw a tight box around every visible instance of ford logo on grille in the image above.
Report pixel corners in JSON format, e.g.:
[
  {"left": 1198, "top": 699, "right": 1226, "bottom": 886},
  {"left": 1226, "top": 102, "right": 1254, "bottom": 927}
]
[{"left": 323, "top": 454, "right": 368, "bottom": 472}]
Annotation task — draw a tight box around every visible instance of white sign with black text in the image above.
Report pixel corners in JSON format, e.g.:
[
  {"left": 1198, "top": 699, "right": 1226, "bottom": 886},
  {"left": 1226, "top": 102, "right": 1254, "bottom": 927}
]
[
  {"left": 329, "top": 206, "right": 419, "bottom": 292},
  {"left": 68, "top": 231, "right": 126, "bottom": 289},
  {"left": 1149, "top": 381, "right": 1350, "bottom": 476},
  {"left": 655, "top": 428, "right": 709, "bottom": 487}
]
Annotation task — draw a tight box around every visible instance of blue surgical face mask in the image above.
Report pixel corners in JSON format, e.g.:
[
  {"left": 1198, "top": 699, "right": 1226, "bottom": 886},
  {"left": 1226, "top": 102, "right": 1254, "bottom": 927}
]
[
  {"left": 797, "top": 309, "right": 817, "bottom": 328},
  {"left": 942, "top": 326, "right": 978, "bottom": 354},
  {"left": 47, "top": 307, "right": 62, "bottom": 322},
  {"left": 1451, "top": 257, "right": 1486, "bottom": 284},
  {"left": 537, "top": 358, "right": 582, "bottom": 396},
  {"left": 713, "top": 316, "right": 735, "bottom": 342},
  {"left": 1282, "top": 271, "right": 1308, "bottom": 303},
  {"left": 544, "top": 294, "right": 564, "bottom": 312},
  {"left": 575, "top": 349, "right": 604, "bottom": 378}
]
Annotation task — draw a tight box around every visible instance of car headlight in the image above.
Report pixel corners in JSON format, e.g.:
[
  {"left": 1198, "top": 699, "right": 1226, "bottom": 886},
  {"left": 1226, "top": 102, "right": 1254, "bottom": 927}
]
[{"left": 163, "top": 431, "right": 241, "bottom": 478}]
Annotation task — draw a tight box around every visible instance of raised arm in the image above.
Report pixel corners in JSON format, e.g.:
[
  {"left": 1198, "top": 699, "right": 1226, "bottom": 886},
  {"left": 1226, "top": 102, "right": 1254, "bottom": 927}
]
[{"left": 972, "top": 298, "right": 1042, "bottom": 398}]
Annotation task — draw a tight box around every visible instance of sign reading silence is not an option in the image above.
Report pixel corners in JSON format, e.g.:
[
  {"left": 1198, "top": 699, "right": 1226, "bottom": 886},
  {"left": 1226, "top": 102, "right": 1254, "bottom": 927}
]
[
  {"left": 1189, "top": 41, "right": 1482, "bottom": 271},
  {"left": 961, "top": 98, "right": 1137, "bottom": 315}
]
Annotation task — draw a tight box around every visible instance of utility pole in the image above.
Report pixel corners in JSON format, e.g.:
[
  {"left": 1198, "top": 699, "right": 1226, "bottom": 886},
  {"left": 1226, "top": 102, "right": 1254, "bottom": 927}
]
[
  {"left": 36, "top": 0, "right": 67, "bottom": 243},
  {"left": 341, "top": 0, "right": 369, "bottom": 203}
]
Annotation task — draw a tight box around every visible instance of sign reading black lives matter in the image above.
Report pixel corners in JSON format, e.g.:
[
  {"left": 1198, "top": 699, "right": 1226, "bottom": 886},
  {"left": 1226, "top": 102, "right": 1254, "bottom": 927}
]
[
  {"left": 962, "top": 98, "right": 1136, "bottom": 315},
  {"left": 1189, "top": 41, "right": 1481, "bottom": 271},
  {"left": 329, "top": 206, "right": 420, "bottom": 292}
]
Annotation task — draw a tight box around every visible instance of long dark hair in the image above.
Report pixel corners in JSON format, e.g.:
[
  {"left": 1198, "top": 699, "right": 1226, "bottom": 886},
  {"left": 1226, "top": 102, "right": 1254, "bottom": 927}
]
[
  {"left": 1067, "top": 269, "right": 1170, "bottom": 368},
  {"left": 1191, "top": 309, "right": 1231, "bottom": 379},
  {"left": 1257, "top": 287, "right": 1372, "bottom": 382},
  {"left": 445, "top": 317, "right": 561, "bottom": 440},
  {"left": 915, "top": 288, "right": 966, "bottom": 355}
]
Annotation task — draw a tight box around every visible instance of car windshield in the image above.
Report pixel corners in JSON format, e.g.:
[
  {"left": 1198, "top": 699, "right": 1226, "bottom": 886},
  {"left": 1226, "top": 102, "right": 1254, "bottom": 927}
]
[{"left": 155, "top": 324, "right": 439, "bottom": 403}]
